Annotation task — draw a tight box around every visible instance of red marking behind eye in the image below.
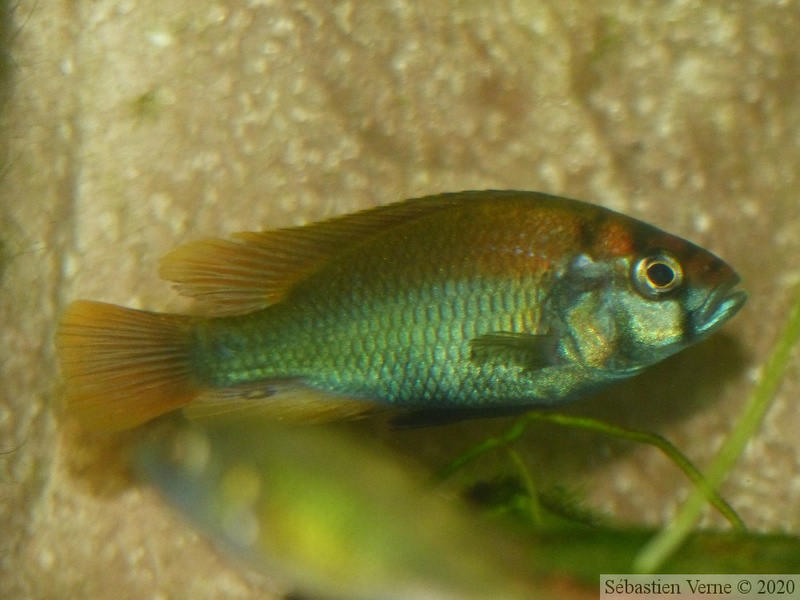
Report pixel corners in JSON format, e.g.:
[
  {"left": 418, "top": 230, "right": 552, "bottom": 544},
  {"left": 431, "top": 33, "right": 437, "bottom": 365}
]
[{"left": 593, "top": 220, "right": 634, "bottom": 257}]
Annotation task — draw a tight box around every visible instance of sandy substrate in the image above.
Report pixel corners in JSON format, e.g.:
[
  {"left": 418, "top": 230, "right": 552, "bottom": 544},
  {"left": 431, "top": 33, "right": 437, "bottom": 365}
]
[{"left": 1, "top": 1, "right": 799, "bottom": 598}]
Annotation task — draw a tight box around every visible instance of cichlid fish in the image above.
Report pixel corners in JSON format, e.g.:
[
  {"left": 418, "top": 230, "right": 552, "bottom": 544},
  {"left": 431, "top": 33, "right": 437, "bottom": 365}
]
[
  {"left": 57, "top": 191, "right": 747, "bottom": 430},
  {"left": 136, "top": 418, "right": 547, "bottom": 600}
]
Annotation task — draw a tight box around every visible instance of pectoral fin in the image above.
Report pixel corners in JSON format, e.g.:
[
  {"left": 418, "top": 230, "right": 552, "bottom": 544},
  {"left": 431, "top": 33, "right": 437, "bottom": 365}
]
[{"left": 469, "top": 331, "right": 559, "bottom": 371}]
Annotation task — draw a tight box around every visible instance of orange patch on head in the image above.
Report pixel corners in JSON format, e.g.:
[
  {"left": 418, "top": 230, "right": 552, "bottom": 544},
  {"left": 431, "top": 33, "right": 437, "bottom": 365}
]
[{"left": 594, "top": 220, "right": 634, "bottom": 257}]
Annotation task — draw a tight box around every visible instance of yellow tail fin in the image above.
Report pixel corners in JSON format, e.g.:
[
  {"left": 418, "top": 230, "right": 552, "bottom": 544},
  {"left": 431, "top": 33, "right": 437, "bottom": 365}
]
[{"left": 56, "top": 301, "right": 199, "bottom": 431}]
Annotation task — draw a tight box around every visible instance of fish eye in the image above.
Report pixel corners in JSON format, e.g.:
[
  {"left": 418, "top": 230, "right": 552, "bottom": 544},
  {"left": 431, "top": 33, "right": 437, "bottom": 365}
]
[{"left": 632, "top": 252, "right": 683, "bottom": 298}]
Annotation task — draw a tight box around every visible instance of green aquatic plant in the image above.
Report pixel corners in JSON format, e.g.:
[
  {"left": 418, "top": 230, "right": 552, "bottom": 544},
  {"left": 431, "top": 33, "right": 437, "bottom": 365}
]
[
  {"left": 435, "top": 411, "right": 744, "bottom": 530},
  {"left": 635, "top": 283, "right": 800, "bottom": 572}
]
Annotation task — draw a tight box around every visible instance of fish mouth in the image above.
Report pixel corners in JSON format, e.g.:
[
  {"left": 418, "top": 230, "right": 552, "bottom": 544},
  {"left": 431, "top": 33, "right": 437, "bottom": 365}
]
[{"left": 691, "top": 275, "right": 748, "bottom": 339}]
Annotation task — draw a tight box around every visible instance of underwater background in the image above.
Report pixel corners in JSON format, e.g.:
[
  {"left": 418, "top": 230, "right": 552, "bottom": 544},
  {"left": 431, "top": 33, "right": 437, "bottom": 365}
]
[{"left": 1, "top": 1, "right": 799, "bottom": 598}]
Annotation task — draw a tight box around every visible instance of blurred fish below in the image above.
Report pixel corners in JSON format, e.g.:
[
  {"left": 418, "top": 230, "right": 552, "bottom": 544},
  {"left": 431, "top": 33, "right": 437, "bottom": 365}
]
[
  {"left": 134, "top": 417, "right": 565, "bottom": 600},
  {"left": 134, "top": 415, "right": 800, "bottom": 600},
  {"left": 57, "top": 191, "right": 746, "bottom": 431}
]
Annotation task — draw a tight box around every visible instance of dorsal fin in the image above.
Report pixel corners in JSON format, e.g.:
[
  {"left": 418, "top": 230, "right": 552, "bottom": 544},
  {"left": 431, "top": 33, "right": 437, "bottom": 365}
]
[{"left": 159, "top": 194, "right": 469, "bottom": 315}]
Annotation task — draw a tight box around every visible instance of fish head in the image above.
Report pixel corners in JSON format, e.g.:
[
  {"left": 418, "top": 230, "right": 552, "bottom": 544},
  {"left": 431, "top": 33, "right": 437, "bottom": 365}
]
[
  {"left": 613, "top": 242, "right": 746, "bottom": 369},
  {"left": 548, "top": 218, "right": 747, "bottom": 374}
]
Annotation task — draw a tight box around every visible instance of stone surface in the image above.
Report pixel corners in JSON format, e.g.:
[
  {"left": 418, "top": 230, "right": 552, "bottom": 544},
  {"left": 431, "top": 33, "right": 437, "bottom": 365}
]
[{"left": 1, "top": 0, "right": 799, "bottom": 598}]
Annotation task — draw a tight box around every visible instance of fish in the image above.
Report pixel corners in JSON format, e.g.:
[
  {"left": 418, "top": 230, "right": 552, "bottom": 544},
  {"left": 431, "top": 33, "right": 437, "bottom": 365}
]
[
  {"left": 56, "top": 190, "right": 747, "bottom": 431},
  {"left": 135, "top": 417, "right": 550, "bottom": 600}
]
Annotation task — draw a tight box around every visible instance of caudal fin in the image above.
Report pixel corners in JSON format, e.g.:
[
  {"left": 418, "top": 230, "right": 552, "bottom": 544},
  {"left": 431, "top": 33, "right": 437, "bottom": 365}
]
[{"left": 56, "top": 300, "right": 199, "bottom": 431}]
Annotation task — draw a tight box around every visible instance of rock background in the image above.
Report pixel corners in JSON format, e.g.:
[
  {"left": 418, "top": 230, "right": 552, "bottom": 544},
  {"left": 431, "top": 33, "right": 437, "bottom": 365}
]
[{"left": 1, "top": 1, "right": 799, "bottom": 598}]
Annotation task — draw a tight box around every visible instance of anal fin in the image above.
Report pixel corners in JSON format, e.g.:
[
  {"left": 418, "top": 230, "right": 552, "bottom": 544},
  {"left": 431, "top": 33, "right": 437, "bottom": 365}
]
[{"left": 184, "top": 379, "right": 378, "bottom": 424}]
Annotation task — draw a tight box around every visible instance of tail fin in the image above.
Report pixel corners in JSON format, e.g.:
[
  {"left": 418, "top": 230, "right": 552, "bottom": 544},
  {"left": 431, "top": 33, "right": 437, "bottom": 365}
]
[{"left": 56, "top": 300, "right": 199, "bottom": 431}]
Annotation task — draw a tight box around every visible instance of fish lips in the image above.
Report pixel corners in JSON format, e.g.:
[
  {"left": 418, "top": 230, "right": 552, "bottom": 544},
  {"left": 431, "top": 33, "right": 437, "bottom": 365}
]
[{"left": 689, "top": 276, "right": 748, "bottom": 340}]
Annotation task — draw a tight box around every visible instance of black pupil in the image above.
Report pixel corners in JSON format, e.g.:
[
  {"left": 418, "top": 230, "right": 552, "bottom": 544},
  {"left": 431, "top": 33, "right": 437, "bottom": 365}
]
[{"left": 647, "top": 261, "right": 675, "bottom": 287}]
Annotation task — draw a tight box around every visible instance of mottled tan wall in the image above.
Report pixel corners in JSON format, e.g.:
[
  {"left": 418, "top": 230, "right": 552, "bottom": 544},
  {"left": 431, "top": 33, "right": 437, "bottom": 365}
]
[{"left": 1, "top": 1, "right": 799, "bottom": 598}]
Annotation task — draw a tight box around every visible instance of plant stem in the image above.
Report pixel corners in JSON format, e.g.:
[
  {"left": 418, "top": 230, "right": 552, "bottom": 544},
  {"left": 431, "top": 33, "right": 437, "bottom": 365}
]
[{"left": 634, "top": 285, "right": 800, "bottom": 572}]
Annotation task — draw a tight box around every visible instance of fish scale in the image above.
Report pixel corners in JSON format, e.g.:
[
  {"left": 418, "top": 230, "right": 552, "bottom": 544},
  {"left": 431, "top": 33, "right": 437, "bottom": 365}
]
[{"left": 192, "top": 211, "right": 547, "bottom": 399}]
